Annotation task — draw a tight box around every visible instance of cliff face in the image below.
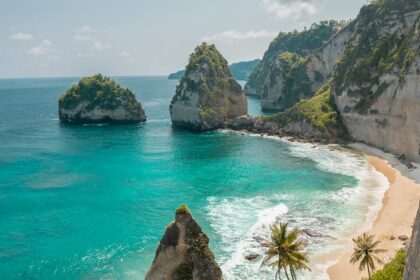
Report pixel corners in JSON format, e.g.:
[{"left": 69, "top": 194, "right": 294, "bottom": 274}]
[
  {"left": 245, "top": 21, "right": 341, "bottom": 99},
  {"left": 146, "top": 205, "right": 223, "bottom": 280},
  {"left": 404, "top": 202, "right": 420, "bottom": 280},
  {"left": 58, "top": 74, "right": 146, "bottom": 124},
  {"left": 260, "top": 24, "right": 353, "bottom": 112},
  {"left": 170, "top": 43, "right": 247, "bottom": 131},
  {"left": 228, "top": 83, "right": 346, "bottom": 142},
  {"left": 332, "top": 0, "right": 420, "bottom": 162}
]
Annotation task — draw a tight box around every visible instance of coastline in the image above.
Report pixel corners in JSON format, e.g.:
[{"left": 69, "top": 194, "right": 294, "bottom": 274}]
[{"left": 328, "top": 144, "right": 420, "bottom": 280}]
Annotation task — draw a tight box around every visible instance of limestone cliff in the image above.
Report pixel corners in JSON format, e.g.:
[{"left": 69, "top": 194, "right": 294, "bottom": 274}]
[
  {"left": 244, "top": 21, "right": 347, "bottom": 113},
  {"left": 260, "top": 22, "right": 353, "bottom": 112},
  {"left": 58, "top": 74, "right": 146, "bottom": 124},
  {"left": 145, "top": 205, "right": 223, "bottom": 280},
  {"left": 170, "top": 43, "right": 247, "bottom": 131},
  {"left": 227, "top": 83, "right": 347, "bottom": 142},
  {"left": 332, "top": 0, "right": 420, "bottom": 162},
  {"left": 404, "top": 202, "right": 420, "bottom": 280}
]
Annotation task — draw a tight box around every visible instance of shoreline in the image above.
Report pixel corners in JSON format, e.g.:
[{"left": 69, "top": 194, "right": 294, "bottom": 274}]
[
  {"left": 223, "top": 130, "right": 420, "bottom": 279},
  {"left": 327, "top": 145, "right": 420, "bottom": 279}
]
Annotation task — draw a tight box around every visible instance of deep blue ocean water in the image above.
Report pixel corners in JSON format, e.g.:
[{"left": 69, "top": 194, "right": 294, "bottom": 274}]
[{"left": 0, "top": 77, "right": 387, "bottom": 279}]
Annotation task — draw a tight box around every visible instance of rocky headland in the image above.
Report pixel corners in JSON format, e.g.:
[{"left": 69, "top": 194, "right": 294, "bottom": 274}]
[
  {"left": 145, "top": 205, "right": 223, "bottom": 280},
  {"left": 169, "top": 43, "right": 247, "bottom": 131},
  {"left": 58, "top": 74, "right": 146, "bottom": 124},
  {"left": 226, "top": 0, "right": 420, "bottom": 276}
]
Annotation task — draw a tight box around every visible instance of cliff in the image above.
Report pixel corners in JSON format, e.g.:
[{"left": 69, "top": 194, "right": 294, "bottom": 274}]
[
  {"left": 58, "top": 74, "right": 146, "bottom": 124},
  {"left": 170, "top": 43, "right": 247, "bottom": 131},
  {"left": 259, "top": 22, "right": 353, "bottom": 112},
  {"left": 242, "top": 0, "right": 420, "bottom": 162},
  {"left": 404, "top": 201, "right": 420, "bottom": 280},
  {"left": 168, "top": 59, "right": 260, "bottom": 81},
  {"left": 332, "top": 0, "right": 420, "bottom": 162},
  {"left": 227, "top": 82, "right": 347, "bottom": 142},
  {"left": 145, "top": 205, "right": 223, "bottom": 280},
  {"left": 244, "top": 20, "right": 343, "bottom": 102}
]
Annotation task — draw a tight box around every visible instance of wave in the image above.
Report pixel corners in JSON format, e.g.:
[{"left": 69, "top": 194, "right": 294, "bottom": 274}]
[{"left": 213, "top": 130, "right": 389, "bottom": 279}]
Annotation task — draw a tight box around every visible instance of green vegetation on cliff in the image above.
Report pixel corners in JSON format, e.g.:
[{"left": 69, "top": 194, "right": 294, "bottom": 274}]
[
  {"left": 59, "top": 74, "right": 140, "bottom": 111},
  {"left": 171, "top": 43, "right": 242, "bottom": 104},
  {"left": 268, "top": 82, "right": 345, "bottom": 134},
  {"left": 333, "top": 0, "right": 420, "bottom": 113},
  {"left": 246, "top": 20, "right": 345, "bottom": 96},
  {"left": 265, "top": 52, "right": 312, "bottom": 108}
]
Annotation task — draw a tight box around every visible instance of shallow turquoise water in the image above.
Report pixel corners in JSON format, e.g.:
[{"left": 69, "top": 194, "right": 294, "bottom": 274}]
[{"left": 0, "top": 77, "right": 386, "bottom": 279}]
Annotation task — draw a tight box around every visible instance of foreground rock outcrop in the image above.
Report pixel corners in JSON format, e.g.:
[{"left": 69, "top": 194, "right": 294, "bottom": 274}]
[
  {"left": 145, "top": 205, "right": 223, "bottom": 280},
  {"left": 404, "top": 201, "right": 420, "bottom": 280},
  {"left": 170, "top": 43, "right": 247, "bottom": 131},
  {"left": 58, "top": 74, "right": 146, "bottom": 124}
]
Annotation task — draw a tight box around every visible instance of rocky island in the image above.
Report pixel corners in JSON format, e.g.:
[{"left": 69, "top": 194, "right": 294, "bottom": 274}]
[
  {"left": 170, "top": 43, "right": 247, "bottom": 131},
  {"left": 146, "top": 205, "right": 223, "bottom": 280},
  {"left": 58, "top": 74, "right": 146, "bottom": 124}
]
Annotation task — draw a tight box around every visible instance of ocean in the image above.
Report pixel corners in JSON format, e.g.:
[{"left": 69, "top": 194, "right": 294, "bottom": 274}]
[{"left": 0, "top": 76, "right": 388, "bottom": 279}]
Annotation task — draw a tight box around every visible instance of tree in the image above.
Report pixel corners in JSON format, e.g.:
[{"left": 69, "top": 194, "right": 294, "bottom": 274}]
[
  {"left": 257, "top": 222, "right": 310, "bottom": 280},
  {"left": 350, "top": 233, "right": 387, "bottom": 279}
]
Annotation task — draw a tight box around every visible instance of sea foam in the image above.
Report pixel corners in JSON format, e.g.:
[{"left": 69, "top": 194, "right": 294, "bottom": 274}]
[{"left": 213, "top": 131, "right": 389, "bottom": 279}]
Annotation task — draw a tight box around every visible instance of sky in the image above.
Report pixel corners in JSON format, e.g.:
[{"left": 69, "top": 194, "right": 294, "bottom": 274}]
[{"left": 0, "top": 0, "right": 366, "bottom": 78}]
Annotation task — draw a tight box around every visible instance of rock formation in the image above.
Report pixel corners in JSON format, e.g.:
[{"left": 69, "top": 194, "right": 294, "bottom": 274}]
[
  {"left": 244, "top": 21, "right": 346, "bottom": 111},
  {"left": 332, "top": 0, "right": 420, "bottom": 162},
  {"left": 404, "top": 201, "right": 420, "bottom": 279},
  {"left": 235, "top": 0, "right": 420, "bottom": 164},
  {"left": 227, "top": 83, "right": 347, "bottom": 142},
  {"left": 170, "top": 43, "right": 247, "bottom": 131},
  {"left": 58, "top": 74, "right": 146, "bottom": 124},
  {"left": 145, "top": 205, "right": 223, "bottom": 280}
]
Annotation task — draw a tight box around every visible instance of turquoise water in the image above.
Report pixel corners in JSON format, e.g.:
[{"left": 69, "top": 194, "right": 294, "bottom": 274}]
[{"left": 0, "top": 77, "right": 387, "bottom": 279}]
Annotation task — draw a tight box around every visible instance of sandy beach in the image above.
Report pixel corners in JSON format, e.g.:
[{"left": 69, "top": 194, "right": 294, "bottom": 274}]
[{"left": 328, "top": 145, "right": 420, "bottom": 280}]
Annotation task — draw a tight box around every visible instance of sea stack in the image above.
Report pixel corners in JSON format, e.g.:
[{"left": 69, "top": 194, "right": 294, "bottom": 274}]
[
  {"left": 170, "top": 43, "right": 247, "bottom": 131},
  {"left": 145, "top": 205, "right": 223, "bottom": 280},
  {"left": 58, "top": 74, "right": 146, "bottom": 124}
]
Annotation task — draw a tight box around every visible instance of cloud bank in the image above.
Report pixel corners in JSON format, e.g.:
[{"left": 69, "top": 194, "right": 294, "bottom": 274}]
[{"left": 261, "top": 0, "right": 317, "bottom": 19}]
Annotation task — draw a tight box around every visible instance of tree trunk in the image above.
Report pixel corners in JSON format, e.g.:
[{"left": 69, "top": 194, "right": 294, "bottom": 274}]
[
  {"left": 367, "top": 265, "right": 371, "bottom": 279},
  {"left": 284, "top": 268, "right": 291, "bottom": 280}
]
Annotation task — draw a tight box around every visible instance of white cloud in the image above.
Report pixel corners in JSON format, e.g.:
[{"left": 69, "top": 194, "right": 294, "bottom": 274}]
[
  {"left": 77, "top": 25, "right": 94, "bottom": 33},
  {"left": 92, "top": 40, "right": 110, "bottom": 51},
  {"left": 74, "top": 25, "right": 94, "bottom": 41},
  {"left": 120, "top": 51, "right": 131, "bottom": 57},
  {"left": 27, "top": 39, "right": 53, "bottom": 55},
  {"left": 10, "top": 32, "right": 33, "bottom": 41},
  {"left": 202, "top": 30, "right": 277, "bottom": 42},
  {"left": 261, "top": 0, "right": 317, "bottom": 19}
]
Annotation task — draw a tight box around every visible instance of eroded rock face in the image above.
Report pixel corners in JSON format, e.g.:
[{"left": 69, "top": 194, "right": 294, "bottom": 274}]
[
  {"left": 170, "top": 43, "right": 247, "bottom": 131},
  {"left": 333, "top": 0, "right": 420, "bottom": 162},
  {"left": 58, "top": 74, "right": 146, "bottom": 124},
  {"left": 260, "top": 24, "right": 353, "bottom": 112},
  {"left": 145, "top": 205, "right": 223, "bottom": 280}
]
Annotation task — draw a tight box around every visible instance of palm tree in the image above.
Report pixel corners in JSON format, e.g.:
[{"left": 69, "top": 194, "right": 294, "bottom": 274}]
[
  {"left": 256, "top": 222, "right": 310, "bottom": 280},
  {"left": 350, "top": 233, "right": 387, "bottom": 279}
]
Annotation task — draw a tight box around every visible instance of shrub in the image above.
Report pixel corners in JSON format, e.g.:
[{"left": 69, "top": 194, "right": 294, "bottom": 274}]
[{"left": 369, "top": 249, "right": 406, "bottom": 280}]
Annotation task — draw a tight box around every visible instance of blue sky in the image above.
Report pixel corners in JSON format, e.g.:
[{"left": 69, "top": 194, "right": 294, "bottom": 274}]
[{"left": 1, "top": 0, "right": 366, "bottom": 78}]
